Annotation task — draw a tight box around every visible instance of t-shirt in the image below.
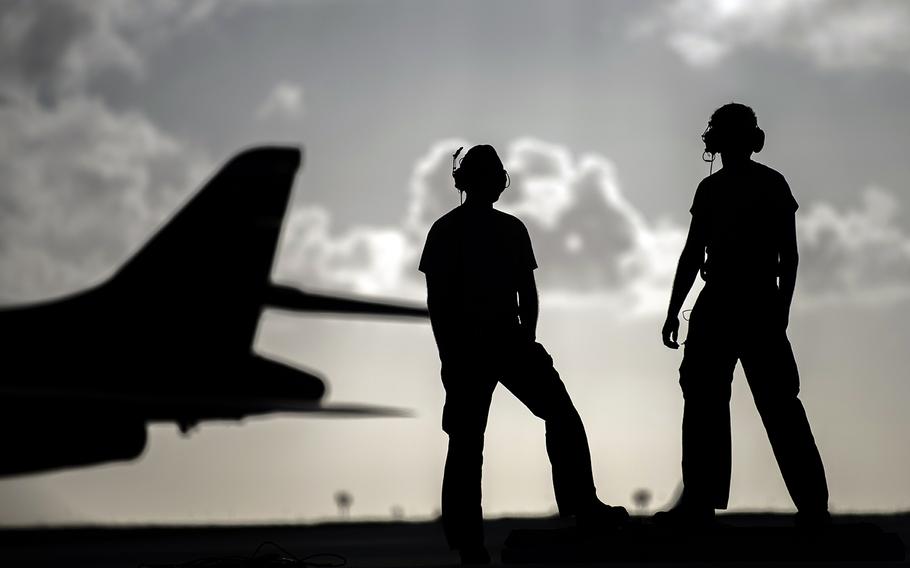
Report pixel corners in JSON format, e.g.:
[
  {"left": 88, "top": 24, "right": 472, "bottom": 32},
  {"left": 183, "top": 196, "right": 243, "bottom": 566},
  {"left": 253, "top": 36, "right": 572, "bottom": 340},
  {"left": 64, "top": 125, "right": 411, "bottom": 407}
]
[
  {"left": 419, "top": 205, "right": 537, "bottom": 329},
  {"left": 690, "top": 160, "right": 798, "bottom": 288}
]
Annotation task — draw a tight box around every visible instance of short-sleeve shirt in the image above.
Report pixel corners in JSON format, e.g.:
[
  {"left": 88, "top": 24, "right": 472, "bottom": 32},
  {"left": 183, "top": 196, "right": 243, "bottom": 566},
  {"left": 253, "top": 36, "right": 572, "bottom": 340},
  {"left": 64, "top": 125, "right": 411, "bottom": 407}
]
[
  {"left": 419, "top": 206, "right": 537, "bottom": 328},
  {"left": 690, "top": 160, "right": 798, "bottom": 287}
]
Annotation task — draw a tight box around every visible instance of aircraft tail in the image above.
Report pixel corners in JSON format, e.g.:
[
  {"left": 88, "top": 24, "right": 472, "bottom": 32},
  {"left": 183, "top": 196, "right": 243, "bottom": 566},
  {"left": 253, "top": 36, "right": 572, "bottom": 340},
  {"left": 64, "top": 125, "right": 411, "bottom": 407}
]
[{"left": 108, "top": 146, "right": 302, "bottom": 360}]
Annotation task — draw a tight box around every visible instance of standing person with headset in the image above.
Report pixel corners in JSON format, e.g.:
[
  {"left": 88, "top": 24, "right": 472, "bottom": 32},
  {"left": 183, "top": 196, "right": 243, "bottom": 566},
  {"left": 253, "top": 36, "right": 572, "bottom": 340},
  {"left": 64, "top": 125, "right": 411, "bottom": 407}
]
[
  {"left": 657, "top": 103, "right": 829, "bottom": 527},
  {"left": 419, "top": 144, "right": 628, "bottom": 564}
]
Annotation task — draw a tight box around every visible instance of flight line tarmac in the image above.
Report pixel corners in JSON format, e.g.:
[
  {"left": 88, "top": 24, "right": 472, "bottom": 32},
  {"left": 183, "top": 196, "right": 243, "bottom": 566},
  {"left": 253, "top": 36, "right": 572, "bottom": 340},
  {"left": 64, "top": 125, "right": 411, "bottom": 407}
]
[{"left": 1, "top": 513, "right": 907, "bottom": 567}]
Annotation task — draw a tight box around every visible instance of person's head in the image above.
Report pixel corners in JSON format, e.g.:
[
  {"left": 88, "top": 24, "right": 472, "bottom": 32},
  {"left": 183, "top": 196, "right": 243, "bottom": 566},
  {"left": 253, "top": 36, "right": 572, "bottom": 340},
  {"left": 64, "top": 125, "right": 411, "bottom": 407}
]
[
  {"left": 702, "top": 103, "right": 765, "bottom": 162},
  {"left": 453, "top": 144, "right": 509, "bottom": 204}
]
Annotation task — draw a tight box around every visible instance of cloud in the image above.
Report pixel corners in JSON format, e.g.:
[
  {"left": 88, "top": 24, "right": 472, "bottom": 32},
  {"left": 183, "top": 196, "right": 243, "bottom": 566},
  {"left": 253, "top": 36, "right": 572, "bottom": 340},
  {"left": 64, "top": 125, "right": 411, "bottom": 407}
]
[
  {"left": 256, "top": 82, "right": 306, "bottom": 121},
  {"left": 501, "top": 141, "right": 682, "bottom": 299},
  {"left": 4, "top": 2, "right": 907, "bottom": 314},
  {"left": 0, "top": 1, "right": 137, "bottom": 100},
  {"left": 637, "top": 0, "right": 910, "bottom": 71},
  {"left": 275, "top": 138, "right": 910, "bottom": 315},
  {"left": 275, "top": 206, "right": 422, "bottom": 298},
  {"left": 0, "top": 2, "right": 219, "bottom": 304},
  {"left": 6, "top": 84, "right": 908, "bottom": 311},
  {"left": 0, "top": 95, "right": 209, "bottom": 303},
  {"left": 798, "top": 187, "right": 910, "bottom": 305},
  {"left": 0, "top": 1, "right": 243, "bottom": 102},
  {"left": 276, "top": 138, "right": 686, "bottom": 313}
]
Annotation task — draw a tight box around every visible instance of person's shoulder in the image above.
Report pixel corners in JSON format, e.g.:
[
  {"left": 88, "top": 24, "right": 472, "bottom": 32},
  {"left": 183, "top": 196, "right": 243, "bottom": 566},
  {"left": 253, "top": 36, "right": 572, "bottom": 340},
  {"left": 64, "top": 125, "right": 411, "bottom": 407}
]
[
  {"left": 752, "top": 161, "right": 793, "bottom": 197},
  {"left": 751, "top": 160, "right": 788, "bottom": 185},
  {"left": 420, "top": 208, "right": 460, "bottom": 273},
  {"left": 491, "top": 208, "right": 522, "bottom": 223},
  {"left": 698, "top": 168, "right": 724, "bottom": 188},
  {"left": 751, "top": 161, "right": 798, "bottom": 211},
  {"left": 492, "top": 209, "right": 529, "bottom": 232},
  {"left": 694, "top": 171, "right": 719, "bottom": 199},
  {"left": 428, "top": 207, "right": 462, "bottom": 232}
]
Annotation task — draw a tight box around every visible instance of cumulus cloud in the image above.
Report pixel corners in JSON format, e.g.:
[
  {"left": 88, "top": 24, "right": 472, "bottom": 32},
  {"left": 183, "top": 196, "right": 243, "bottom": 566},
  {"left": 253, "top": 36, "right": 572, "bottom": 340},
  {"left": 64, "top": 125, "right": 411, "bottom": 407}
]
[
  {"left": 256, "top": 82, "right": 306, "bottom": 121},
  {"left": 500, "top": 141, "right": 682, "bottom": 300},
  {"left": 0, "top": 2, "right": 219, "bottom": 304},
  {"left": 0, "top": 96, "right": 209, "bottom": 303},
  {"left": 275, "top": 138, "right": 910, "bottom": 315},
  {"left": 0, "top": 0, "right": 242, "bottom": 101},
  {"left": 798, "top": 188, "right": 910, "bottom": 305},
  {"left": 636, "top": 0, "right": 910, "bottom": 71},
  {"left": 4, "top": 2, "right": 908, "bottom": 315},
  {"left": 276, "top": 138, "right": 687, "bottom": 313},
  {"left": 0, "top": 1, "right": 140, "bottom": 100},
  {"left": 275, "top": 206, "right": 422, "bottom": 298}
]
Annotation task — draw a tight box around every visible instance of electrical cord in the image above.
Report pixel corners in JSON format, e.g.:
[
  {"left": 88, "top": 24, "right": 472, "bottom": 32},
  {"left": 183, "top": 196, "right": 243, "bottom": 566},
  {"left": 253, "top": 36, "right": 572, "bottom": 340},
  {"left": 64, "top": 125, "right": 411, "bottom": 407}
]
[{"left": 138, "top": 540, "right": 346, "bottom": 568}]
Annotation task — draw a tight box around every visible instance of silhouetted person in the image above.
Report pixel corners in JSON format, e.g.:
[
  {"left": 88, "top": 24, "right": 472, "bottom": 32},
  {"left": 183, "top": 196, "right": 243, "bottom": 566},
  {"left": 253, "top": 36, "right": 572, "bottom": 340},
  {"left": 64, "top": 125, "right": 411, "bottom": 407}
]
[
  {"left": 657, "top": 104, "right": 829, "bottom": 527},
  {"left": 420, "top": 145, "right": 627, "bottom": 564}
]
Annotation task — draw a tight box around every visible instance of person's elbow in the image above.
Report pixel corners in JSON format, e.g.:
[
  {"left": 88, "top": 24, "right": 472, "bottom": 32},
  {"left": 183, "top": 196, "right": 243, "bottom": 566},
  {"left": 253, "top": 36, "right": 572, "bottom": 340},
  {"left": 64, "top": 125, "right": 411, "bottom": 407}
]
[
  {"left": 779, "top": 249, "right": 799, "bottom": 270},
  {"left": 517, "top": 286, "right": 537, "bottom": 308},
  {"left": 517, "top": 276, "right": 538, "bottom": 308}
]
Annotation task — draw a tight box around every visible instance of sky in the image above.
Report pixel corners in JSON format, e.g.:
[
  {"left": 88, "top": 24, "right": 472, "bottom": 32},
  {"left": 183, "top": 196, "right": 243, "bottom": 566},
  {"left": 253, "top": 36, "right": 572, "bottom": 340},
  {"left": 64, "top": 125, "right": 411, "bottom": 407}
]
[{"left": 1, "top": 0, "right": 910, "bottom": 525}]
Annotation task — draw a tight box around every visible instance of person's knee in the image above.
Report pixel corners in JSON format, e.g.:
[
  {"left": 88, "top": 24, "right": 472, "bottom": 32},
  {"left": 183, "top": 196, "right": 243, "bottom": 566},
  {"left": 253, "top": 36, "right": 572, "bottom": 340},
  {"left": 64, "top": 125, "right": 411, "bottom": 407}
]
[
  {"left": 446, "top": 428, "right": 485, "bottom": 456},
  {"left": 446, "top": 440, "right": 484, "bottom": 474},
  {"left": 753, "top": 390, "right": 804, "bottom": 425},
  {"left": 681, "top": 378, "right": 731, "bottom": 404},
  {"left": 525, "top": 383, "right": 577, "bottom": 422},
  {"left": 539, "top": 396, "right": 583, "bottom": 429},
  {"left": 679, "top": 363, "right": 731, "bottom": 398}
]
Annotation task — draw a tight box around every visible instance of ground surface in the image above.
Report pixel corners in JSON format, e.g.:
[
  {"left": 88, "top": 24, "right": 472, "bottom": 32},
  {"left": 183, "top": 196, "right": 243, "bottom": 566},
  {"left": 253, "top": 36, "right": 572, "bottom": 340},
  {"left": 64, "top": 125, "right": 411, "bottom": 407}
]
[{"left": 1, "top": 513, "right": 908, "bottom": 567}]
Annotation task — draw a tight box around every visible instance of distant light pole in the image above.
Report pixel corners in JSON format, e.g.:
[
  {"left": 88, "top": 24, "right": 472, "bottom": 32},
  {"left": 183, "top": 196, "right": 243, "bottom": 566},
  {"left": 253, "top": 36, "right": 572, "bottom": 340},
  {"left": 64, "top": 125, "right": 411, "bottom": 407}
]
[
  {"left": 632, "top": 488, "right": 653, "bottom": 513},
  {"left": 334, "top": 490, "right": 353, "bottom": 518}
]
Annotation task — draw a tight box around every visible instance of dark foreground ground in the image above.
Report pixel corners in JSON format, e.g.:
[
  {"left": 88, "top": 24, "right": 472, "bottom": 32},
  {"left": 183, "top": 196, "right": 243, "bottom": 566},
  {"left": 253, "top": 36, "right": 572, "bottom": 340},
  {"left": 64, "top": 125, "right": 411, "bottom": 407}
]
[{"left": 1, "top": 513, "right": 908, "bottom": 568}]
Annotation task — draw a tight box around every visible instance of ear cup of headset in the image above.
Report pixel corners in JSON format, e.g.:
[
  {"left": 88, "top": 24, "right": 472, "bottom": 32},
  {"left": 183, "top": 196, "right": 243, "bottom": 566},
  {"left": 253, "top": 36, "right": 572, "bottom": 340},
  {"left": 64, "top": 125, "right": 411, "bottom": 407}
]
[
  {"left": 702, "top": 126, "right": 720, "bottom": 155},
  {"left": 753, "top": 127, "right": 765, "bottom": 153},
  {"left": 497, "top": 169, "right": 508, "bottom": 190},
  {"left": 702, "top": 125, "right": 764, "bottom": 155},
  {"left": 453, "top": 166, "right": 467, "bottom": 191},
  {"left": 452, "top": 162, "right": 509, "bottom": 192}
]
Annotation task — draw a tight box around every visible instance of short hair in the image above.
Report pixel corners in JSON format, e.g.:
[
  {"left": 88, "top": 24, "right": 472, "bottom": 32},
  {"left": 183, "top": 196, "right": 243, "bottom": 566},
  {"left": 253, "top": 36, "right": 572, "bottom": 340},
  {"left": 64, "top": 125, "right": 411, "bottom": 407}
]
[
  {"left": 704, "top": 103, "right": 764, "bottom": 154},
  {"left": 454, "top": 144, "right": 507, "bottom": 192},
  {"left": 709, "top": 103, "right": 758, "bottom": 134}
]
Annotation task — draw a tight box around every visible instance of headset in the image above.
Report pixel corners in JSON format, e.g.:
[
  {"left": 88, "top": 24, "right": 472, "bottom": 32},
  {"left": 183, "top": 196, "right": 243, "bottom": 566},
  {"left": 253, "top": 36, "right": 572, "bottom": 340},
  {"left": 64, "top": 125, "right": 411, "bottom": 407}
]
[
  {"left": 701, "top": 104, "right": 765, "bottom": 174},
  {"left": 452, "top": 145, "right": 510, "bottom": 204}
]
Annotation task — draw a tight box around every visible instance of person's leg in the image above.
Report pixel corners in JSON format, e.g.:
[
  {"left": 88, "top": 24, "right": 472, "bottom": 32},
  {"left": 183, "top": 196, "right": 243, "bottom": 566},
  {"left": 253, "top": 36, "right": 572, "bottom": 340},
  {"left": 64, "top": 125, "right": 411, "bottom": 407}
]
[
  {"left": 676, "top": 311, "right": 738, "bottom": 512},
  {"left": 498, "top": 341, "right": 604, "bottom": 517},
  {"left": 740, "top": 332, "right": 829, "bottom": 517},
  {"left": 440, "top": 362, "right": 496, "bottom": 552}
]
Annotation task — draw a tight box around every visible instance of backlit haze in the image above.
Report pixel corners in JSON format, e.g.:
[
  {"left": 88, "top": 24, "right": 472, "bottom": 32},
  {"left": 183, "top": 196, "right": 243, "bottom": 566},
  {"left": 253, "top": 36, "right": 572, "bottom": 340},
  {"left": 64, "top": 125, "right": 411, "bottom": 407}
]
[{"left": 2, "top": 0, "right": 910, "bottom": 525}]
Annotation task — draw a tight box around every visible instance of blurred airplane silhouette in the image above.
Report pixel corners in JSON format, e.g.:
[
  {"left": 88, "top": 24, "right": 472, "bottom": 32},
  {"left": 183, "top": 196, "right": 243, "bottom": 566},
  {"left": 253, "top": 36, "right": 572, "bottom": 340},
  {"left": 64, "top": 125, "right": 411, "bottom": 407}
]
[{"left": 0, "top": 146, "right": 428, "bottom": 476}]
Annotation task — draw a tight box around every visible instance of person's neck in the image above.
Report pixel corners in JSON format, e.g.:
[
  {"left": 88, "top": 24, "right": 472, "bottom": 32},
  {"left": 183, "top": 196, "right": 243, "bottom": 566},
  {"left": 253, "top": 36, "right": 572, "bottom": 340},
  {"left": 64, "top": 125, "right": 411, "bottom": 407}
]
[
  {"left": 462, "top": 196, "right": 494, "bottom": 210},
  {"left": 720, "top": 154, "right": 752, "bottom": 170}
]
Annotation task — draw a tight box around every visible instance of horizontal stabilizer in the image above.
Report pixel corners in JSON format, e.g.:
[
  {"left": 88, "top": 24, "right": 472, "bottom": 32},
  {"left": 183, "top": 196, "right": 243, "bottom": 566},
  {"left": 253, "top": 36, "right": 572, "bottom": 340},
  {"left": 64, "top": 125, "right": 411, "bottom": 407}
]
[
  {"left": 259, "top": 401, "right": 413, "bottom": 418},
  {"left": 1, "top": 385, "right": 412, "bottom": 421},
  {"left": 266, "top": 284, "right": 428, "bottom": 319}
]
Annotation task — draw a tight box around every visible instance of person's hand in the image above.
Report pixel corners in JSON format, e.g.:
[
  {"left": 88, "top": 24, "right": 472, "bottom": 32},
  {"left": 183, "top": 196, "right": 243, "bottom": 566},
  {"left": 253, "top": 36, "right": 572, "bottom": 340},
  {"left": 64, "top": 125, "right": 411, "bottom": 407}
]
[{"left": 662, "top": 315, "right": 680, "bottom": 349}]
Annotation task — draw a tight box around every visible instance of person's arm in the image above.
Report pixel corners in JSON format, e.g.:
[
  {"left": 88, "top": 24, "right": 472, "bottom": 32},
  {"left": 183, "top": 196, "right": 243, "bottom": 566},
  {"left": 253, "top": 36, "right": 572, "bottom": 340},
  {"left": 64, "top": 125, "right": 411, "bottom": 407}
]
[
  {"left": 778, "top": 211, "right": 798, "bottom": 329},
  {"left": 425, "top": 273, "right": 458, "bottom": 360},
  {"left": 517, "top": 270, "right": 539, "bottom": 342},
  {"left": 662, "top": 215, "right": 706, "bottom": 349}
]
